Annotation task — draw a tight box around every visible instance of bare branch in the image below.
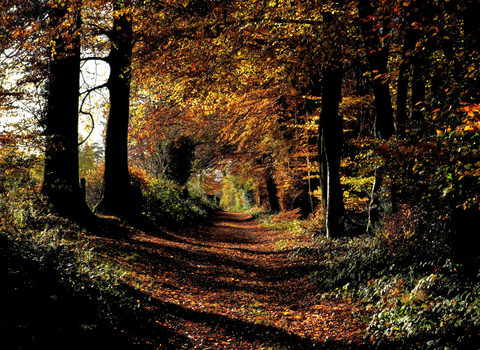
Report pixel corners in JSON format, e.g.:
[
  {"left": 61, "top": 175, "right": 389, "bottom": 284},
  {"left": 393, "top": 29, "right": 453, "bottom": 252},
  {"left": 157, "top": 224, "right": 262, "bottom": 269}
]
[
  {"left": 80, "top": 82, "right": 108, "bottom": 96},
  {"left": 78, "top": 110, "right": 95, "bottom": 146},
  {"left": 80, "top": 56, "right": 109, "bottom": 63}
]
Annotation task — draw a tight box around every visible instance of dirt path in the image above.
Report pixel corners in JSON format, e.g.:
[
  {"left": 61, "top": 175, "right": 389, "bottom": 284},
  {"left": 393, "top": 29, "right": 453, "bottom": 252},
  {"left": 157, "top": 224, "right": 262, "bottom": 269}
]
[{"left": 91, "top": 211, "right": 367, "bottom": 349}]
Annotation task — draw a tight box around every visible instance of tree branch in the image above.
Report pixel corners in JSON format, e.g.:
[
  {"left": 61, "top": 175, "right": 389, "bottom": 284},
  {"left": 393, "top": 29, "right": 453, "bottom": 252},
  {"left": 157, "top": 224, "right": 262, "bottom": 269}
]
[
  {"left": 80, "top": 82, "right": 109, "bottom": 96},
  {"left": 81, "top": 56, "right": 109, "bottom": 63}
]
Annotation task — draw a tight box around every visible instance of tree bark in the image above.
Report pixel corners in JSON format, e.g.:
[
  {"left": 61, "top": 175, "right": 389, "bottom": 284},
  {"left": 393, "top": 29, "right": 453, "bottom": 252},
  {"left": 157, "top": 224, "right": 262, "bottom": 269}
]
[
  {"left": 357, "top": 0, "right": 395, "bottom": 140},
  {"left": 411, "top": 61, "right": 426, "bottom": 122},
  {"left": 95, "top": 1, "right": 138, "bottom": 217},
  {"left": 318, "top": 66, "right": 346, "bottom": 238},
  {"left": 306, "top": 150, "right": 320, "bottom": 215},
  {"left": 302, "top": 80, "right": 322, "bottom": 216},
  {"left": 266, "top": 173, "right": 281, "bottom": 213},
  {"left": 42, "top": 1, "right": 91, "bottom": 220},
  {"left": 395, "top": 16, "right": 420, "bottom": 138},
  {"left": 357, "top": 0, "right": 397, "bottom": 233},
  {"left": 396, "top": 72, "right": 409, "bottom": 139}
]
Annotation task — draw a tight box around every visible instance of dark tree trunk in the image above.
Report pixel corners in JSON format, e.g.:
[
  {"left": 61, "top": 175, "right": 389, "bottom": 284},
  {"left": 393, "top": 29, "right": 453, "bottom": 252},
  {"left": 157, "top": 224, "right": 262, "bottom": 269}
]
[
  {"left": 357, "top": 0, "right": 395, "bottom": 140},
  {"left": 408, "top": 7, "right": 427, "bottom": 127},
  {"left": 255, "top": 185, "right": 268, "bottom": 208},
  {"left": 42, "top": 1, "right": 91, "bottom": 220},
  {"left": 95, "top": 1, "right": 138, "bottom": 217},
  {"left": 396, "top": 75, "right": 408, "bottom": 139},
  {"left": 318, "top": 66, "right": 346, "bottom": 238},
  {"left": 411, "top": 62, "right": 426, "bottom": 121},
  {"left": 266, "top": 173, "right": 281, "bottom": 213},
  {"left": 358, "top": 0, "right": 397, "bottom": 233},
  {"left": 395, "top": 18, "right": 419, "bottom": 138},
  {"left": 391, "top": 6, "right": 429, "bottom": 220}
]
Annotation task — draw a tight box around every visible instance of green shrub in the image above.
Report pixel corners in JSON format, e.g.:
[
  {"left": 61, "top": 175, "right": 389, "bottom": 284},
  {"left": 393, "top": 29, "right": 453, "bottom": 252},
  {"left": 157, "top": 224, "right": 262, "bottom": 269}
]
[
  {"left": 142, "top": 178, "right": 214, "bottom": 228},
  {"left": 365, "top": 259, "right": 480, "bottom": 349},
  {"left": 292, "top": 225, "right": 480, "bottom": 349}
]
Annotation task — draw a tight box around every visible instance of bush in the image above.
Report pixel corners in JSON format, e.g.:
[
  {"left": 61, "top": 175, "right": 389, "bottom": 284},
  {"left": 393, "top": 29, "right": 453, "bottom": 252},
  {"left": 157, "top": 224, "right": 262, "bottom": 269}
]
[
  {"left": 84, "top": 164, "right": 151, "bottom": 211},
  {"left": 292, "top": 212, "right": 480, "bottom": 349},
  {"left": 142, "top": 178, "right": 215, "bottom": 228},
  {"left": 365, "top": 259, "right": 480, "bottom": 349},
  {"left": 1, "top": 191, "right": 132, "bottom": 345}
]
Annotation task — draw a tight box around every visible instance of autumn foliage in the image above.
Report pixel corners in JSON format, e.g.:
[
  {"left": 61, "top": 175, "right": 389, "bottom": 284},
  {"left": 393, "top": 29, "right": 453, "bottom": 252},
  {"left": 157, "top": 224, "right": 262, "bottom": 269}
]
[{"left": 2, "top": 0, "right": 480, "bottom": 348}]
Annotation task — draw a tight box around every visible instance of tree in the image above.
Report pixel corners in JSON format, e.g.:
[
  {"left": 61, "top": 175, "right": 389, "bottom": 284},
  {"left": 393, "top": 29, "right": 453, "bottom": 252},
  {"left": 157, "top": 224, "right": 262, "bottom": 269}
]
[
  {"left": 41, "top": 0, "right": 92, "bottom": 220},
  {"left": 316, "top": 66, "right": 347, "bottom": 238},
  {"left": 79, "top": 142, "right": 103, "bottom": 176},
  {"left": 164, "top": 136, "right": 196, "bottom": 188},
  {"left": 94, "top": 0, "right": 137, "bottom": 217},
  {"left": 127, "top": 0, "right": 357, "bottom": 235},
  {"left": 357, "top": 0, "right": 395, "bottom": 140}
]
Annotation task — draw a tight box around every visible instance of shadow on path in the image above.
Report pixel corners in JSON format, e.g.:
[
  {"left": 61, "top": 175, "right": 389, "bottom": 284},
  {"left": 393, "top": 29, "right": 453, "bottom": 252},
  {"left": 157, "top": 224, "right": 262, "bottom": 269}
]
[{"left": 84, "top": 211, "right": 371, "bottom": 349}]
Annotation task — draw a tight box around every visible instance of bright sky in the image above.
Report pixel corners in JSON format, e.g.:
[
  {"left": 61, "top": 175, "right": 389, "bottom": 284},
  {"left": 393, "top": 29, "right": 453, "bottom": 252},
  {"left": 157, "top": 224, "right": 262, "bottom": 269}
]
[
  {"left": 79, "top": 58, "right": 110, "bottom": 146},
  {"left": 0, "top": 53, "right": 110, "bottom": 148}
]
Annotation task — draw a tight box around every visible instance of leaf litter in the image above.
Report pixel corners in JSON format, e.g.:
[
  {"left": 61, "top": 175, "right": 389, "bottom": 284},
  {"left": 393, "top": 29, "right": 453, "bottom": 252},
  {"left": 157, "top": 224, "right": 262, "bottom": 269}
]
[{"left": 88, "top": 211, "right": 368, "bottom": 349}]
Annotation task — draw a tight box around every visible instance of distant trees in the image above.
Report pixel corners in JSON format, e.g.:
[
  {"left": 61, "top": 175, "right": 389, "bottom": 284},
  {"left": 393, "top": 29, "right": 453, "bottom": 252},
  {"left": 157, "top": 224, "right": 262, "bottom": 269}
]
[
  {"left": 124, "top": 0, "right": 480, "bottom": 239},
  {"left": 164, "top": 136, "right": 196, "bottom": 188}
]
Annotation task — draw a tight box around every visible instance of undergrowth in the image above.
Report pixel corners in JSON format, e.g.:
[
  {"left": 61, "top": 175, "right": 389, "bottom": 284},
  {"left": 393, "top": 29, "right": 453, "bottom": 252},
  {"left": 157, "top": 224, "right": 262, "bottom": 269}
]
[
  {"left": 248, "top": 208, "right": 302, "bottom": 230},
  {"left": 142, "top": 178, "right": 217, "bottom": 228},
  {"left": 286, "top": 213, "right": 480, "bottom": 350},
  {"left": 0, "top": 183, "right": 168, "bottom": 349}
]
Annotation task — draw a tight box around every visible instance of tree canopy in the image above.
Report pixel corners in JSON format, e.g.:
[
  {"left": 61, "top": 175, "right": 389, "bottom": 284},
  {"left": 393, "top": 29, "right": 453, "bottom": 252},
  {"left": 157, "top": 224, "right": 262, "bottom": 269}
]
[
  {"left": 1, "top": 0, "right": 479, "bottom": 238},
  {"left": 3, "top": 2, "right": 480, "bottom": 349}
]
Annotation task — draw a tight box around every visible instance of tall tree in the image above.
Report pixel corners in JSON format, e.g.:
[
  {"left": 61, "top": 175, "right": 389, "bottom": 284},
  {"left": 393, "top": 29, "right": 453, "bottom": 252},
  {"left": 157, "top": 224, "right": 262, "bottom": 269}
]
[
  {"left": 316, "top": 66, "right": 346, "bottom": 238},
  {"left": 357, "top": 0, "right": 395, "bottom": 140},
  {"left": 94, "top": 0, "right": 137, "bottom": 217},
  {"left": 42, "top": 0, "right": 92, "bottom": 219},
  {"left": 357, "top": 0, "right": 398, "bottom": 233}
]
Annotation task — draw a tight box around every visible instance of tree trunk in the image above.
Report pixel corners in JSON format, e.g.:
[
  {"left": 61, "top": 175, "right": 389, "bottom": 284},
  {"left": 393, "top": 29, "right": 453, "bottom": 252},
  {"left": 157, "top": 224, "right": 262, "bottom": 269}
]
[
  {"left": 303, "top": 83, "right": 322, "bottom": 215},
  {"left": 95, "top": 1, "right": 138, "bottom": 217},
  {"left": 42, "top": 1, "right": 91, "bottom": 220},
  {"left": 396, "top": 69, "right": 409, "bottom": 139},
  {"left": 357, "top": 0, "right": 395, "bottom": 141},
  {"left": 306, "top": 151, "right": 320, "bottom": 215},
  {"left": 395, "top": 18, "right": 419, "bottom": 138},
  {"left": 411, "top": 62, "right": 426, "bottom": 122},
  {"left": 266, "top": 173, "right": 281, "bottom": 213},
  {"left": 318, "top": 66, "right": 346, "bottom": 238},
  {"left": 358, "top": 0, "right": 397, "bottom": 233}
]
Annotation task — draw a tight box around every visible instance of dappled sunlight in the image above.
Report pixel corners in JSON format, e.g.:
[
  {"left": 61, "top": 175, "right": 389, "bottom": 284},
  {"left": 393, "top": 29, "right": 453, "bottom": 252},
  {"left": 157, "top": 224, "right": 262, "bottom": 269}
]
[{"left": 88, "top": 211, "right": 368, "bottom": 349}]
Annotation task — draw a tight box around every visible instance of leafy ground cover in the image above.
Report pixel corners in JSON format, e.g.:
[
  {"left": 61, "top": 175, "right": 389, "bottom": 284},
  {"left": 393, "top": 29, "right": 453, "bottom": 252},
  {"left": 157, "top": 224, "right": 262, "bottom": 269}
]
[
  {"left": 0, "top": 211, "right": 183, "bottom": 350},
  {"left": 3, "top": 200, "right": 479, "bottom": 349},
  {"left": 87, "top": 211, "right": 369, "bottom": 349},
  {"left": 291, "top": 221, "right": 480, "bottom": 350}
]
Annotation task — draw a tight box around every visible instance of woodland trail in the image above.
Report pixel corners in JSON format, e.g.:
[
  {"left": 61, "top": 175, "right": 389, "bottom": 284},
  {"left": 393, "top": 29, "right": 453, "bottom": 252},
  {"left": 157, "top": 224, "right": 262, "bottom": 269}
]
[{"left": 91, "top": 211, "right": 368, "bottom": 349}]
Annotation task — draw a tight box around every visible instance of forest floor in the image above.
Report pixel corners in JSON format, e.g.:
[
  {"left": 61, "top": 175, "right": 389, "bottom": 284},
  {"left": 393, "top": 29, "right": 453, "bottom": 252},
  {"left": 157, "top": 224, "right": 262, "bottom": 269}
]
[{"left": 89, "top": 211, "right": 370, "bottom": 349}]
